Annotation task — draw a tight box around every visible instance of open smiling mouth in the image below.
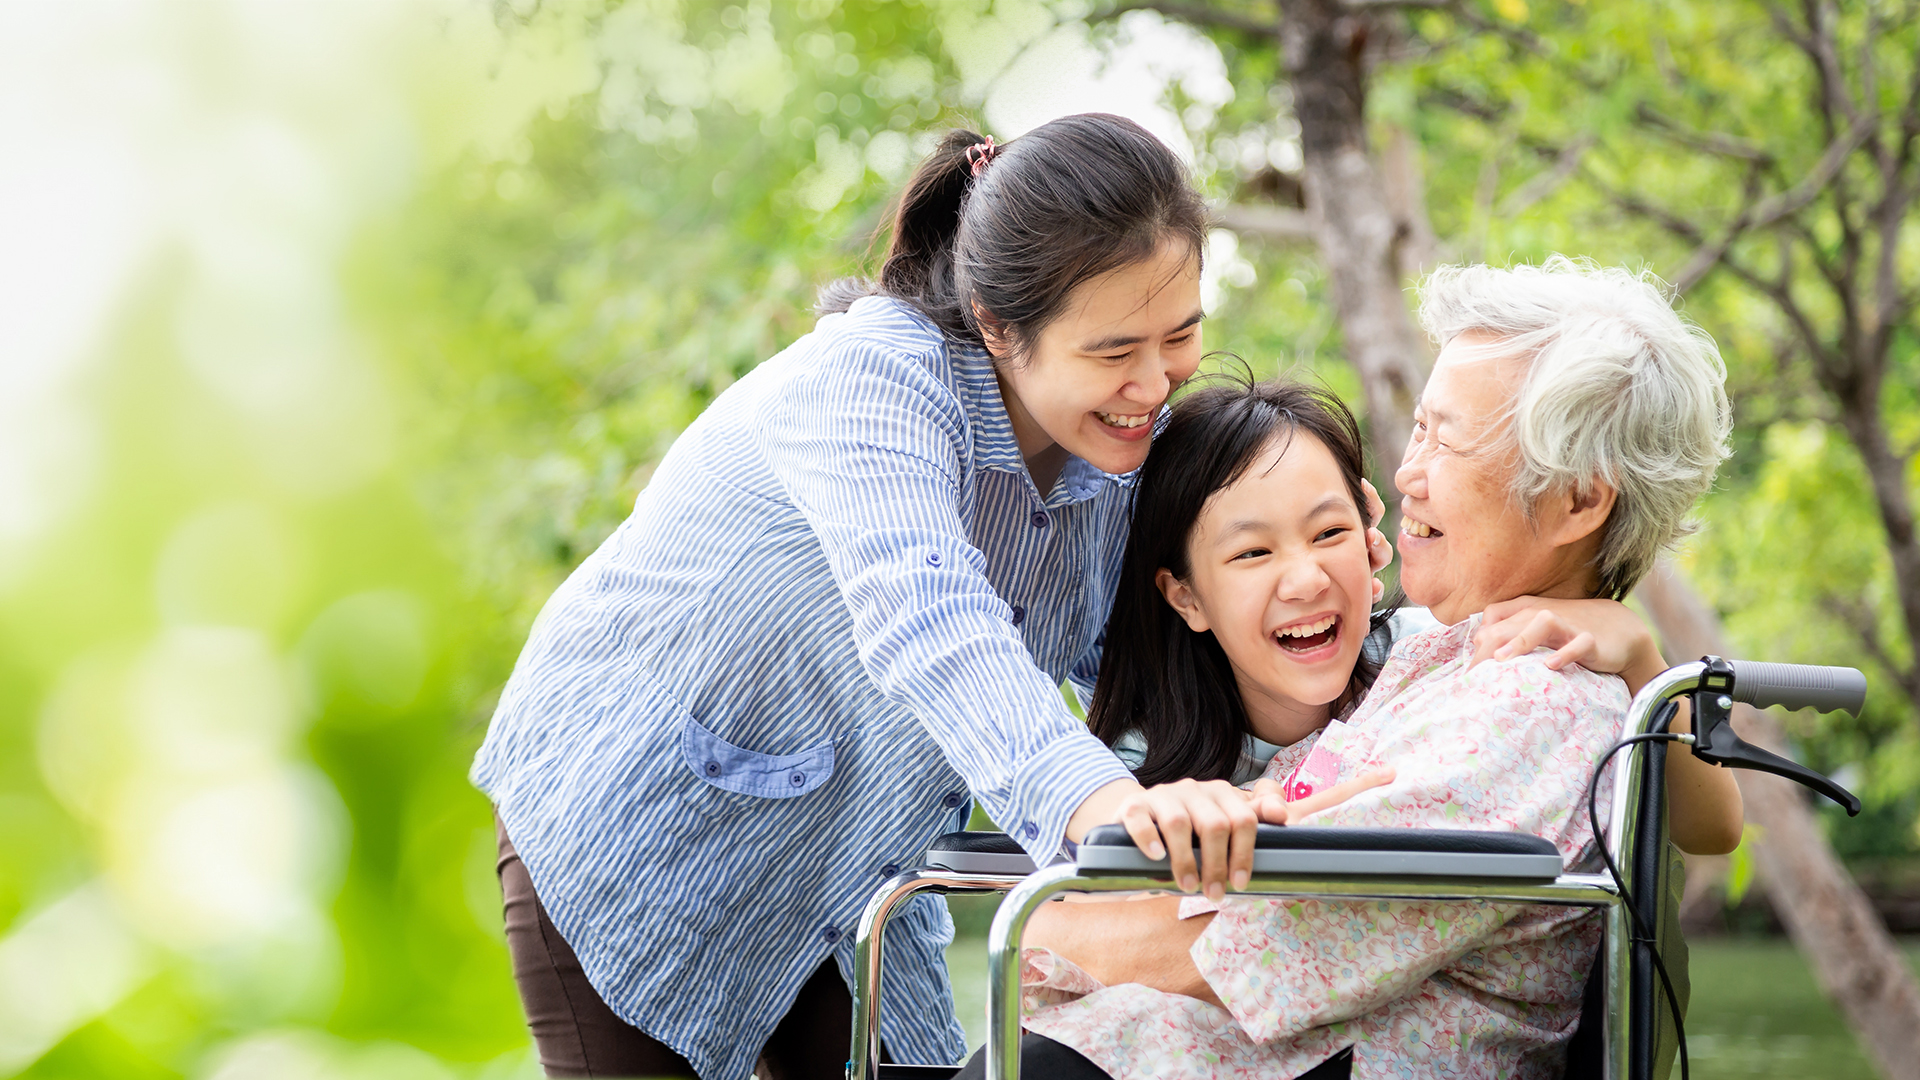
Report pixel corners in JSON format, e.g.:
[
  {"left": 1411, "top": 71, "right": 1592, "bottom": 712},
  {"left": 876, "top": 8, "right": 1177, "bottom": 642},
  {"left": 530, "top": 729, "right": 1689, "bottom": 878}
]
[
  {"left": 1275, "top": 614, "right": 1340, "bottom": 653},
  {"left": 1095, "top": 411, "right": 1151, "bottom": 429},
  {"left": 1403, "top": 518, "right": 1444, "bottom": 538}
]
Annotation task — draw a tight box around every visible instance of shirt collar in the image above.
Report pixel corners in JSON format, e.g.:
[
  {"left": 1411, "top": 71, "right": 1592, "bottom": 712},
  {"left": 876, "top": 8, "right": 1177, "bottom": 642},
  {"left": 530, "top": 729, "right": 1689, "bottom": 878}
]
[{"left": 951, "top": 342, "right": 1142, "bottom": 504}]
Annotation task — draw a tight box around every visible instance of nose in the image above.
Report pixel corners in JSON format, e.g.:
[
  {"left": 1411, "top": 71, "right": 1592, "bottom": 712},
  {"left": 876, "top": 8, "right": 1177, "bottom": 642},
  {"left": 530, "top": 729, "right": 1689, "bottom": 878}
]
[
  {"left": 1122, "top": 351, "right": 1173, "bottom": 406},
  {"left": 1394, "top": 430, "right": 1428, "bottom": 501},
  {"left": 1276, "top": 554, "right": 1332, "bottom": 603}
]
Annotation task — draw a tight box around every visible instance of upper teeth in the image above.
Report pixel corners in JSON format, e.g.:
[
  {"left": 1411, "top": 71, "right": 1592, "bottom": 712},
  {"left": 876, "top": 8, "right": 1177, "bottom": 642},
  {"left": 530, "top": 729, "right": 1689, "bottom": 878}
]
[
  {"left": 1098, "top": 412, "right": 1150, "bottom": 429},
  {"left": 1279, "top": 615, "right": 1337, "bottom": 639},
  {"left": 1404, "top": 519, "right": 1435, "bottom": 538}
]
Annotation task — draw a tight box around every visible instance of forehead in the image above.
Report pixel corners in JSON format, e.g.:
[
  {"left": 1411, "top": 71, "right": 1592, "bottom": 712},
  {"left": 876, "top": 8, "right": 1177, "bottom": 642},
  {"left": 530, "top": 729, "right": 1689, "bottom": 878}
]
[
  {"left": 1050, "top": 240, "right": 1200, "bottom": 333},
  {"left": 1196, "top": 431, "right": 1355, "bottom": 534},
  {"left": 1421, "top": 333, "right": 1526, "bottom": 422}
]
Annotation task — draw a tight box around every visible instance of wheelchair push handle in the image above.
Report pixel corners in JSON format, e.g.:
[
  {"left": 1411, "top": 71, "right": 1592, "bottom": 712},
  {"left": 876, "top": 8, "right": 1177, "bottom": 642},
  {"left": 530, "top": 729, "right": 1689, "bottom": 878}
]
[
  {"left": 1688, "top": 656, "right": 1864, "bottom": 816},
  {"left": 1725, "top": 660, "right": 1867, "bottom": 716}
]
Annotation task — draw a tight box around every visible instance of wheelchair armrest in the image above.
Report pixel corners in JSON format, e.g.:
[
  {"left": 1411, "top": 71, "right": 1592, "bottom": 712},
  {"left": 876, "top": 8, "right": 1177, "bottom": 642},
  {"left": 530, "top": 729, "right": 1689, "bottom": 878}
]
[
  {"left": 923, "top": 831, "right": 1036, "bottom": 875},
  {"left": 1076, "top": 824, "right": 1562, "bottom": 881}
]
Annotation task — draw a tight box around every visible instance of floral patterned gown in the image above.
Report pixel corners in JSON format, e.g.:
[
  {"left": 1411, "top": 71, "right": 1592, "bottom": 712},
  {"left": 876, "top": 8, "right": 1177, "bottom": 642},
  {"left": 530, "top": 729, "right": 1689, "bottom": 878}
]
[{"left": 1020, "top": 616, "right": 1629, "bottom": 1079}]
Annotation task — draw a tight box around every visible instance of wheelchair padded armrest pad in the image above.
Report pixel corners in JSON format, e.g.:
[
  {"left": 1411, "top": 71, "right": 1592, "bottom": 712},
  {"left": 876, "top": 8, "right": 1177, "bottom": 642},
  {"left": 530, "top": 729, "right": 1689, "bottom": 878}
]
[
  {"left": 927, "top": 831, "right": 1027, "bottom": 855},
  {"left": 1083, "top": 824, "right": 1558, "bottom": 857}
]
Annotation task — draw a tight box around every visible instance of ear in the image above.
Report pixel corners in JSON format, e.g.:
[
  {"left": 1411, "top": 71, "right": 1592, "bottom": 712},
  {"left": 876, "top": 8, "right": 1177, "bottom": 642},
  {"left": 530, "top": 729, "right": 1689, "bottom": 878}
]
[
  {"left": 1546, "top": 477, "right": 1618, "bottom": 547},
  {"left": 1154, "top": 567, "right": 1210, "bottom": 633},
  {"left": 972, "top": 300, "right": 1014, "bottom": 359}
]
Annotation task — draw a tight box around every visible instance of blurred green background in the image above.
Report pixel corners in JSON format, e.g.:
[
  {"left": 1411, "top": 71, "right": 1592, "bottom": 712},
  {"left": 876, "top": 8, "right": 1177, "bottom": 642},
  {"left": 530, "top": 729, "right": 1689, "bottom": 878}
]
[{"left": 2, "top": 2, "right": 1915, "bottom": 1078}]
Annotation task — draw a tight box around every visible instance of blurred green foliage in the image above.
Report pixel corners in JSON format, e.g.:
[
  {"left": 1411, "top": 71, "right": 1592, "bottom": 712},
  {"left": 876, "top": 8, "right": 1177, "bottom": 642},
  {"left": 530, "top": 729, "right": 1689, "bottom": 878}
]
[{"left": 3, "top": 1, "right": 1916, "bottom": 1078}]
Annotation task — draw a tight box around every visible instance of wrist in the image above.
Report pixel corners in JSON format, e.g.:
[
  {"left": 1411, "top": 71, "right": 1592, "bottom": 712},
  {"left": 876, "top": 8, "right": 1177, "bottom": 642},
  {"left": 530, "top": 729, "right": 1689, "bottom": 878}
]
[
  {"left": 1066, "top": 778, "right": 1143, "bottom": 842},
  {"left": 1621, "top": 637, "right": 1667, "bottom": 696}
]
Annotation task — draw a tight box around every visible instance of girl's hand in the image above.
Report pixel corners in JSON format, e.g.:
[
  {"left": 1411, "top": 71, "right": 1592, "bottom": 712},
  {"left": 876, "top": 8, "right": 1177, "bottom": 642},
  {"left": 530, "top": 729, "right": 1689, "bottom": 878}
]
[
  {"left": 1472, "top": 596, "right": 1665, "bottom": 695},
  {"left": 1247, "top": 766, "right": 1396, "bottom": 825}
]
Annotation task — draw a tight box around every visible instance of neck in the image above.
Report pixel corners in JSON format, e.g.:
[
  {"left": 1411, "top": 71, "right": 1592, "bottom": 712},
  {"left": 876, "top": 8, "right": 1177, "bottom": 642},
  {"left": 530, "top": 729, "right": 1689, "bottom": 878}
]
[
  {"left": 1236, "top": 674, "right": 1334, "bottom": 747},
  {"left": 994, "top": 370, "right": 1067, "bottom": 493}
]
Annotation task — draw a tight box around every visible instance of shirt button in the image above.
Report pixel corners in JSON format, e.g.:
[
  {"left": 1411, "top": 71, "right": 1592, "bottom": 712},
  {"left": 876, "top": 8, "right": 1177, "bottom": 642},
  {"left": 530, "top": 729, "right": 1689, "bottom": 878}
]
[
  {"left": 704, "top": 761, "right": 722, "bottom": 777},
  {"left": 926, "top": 551, "right": 942, "bottom": 566},
  {"left": 1010, "top": 605, "right": 1026, "bottom": 626},
  {"left": 789, "top": 771, "right": 806, "bottom": 787},
  {"left": 941, "top": 792, "right": 964, "bottom": 809},
  {"left": 1030, "top": 511, "right": 1050, "bottom": 529},
  {"left": 1022, "top": 821, "right": 1039, "bottom": 840},
  {"left": 881, "top": 863, "right": 901, "bottom": 877},
  {"left": 821, "top": 925, "right": 841, "bottom": 944}
]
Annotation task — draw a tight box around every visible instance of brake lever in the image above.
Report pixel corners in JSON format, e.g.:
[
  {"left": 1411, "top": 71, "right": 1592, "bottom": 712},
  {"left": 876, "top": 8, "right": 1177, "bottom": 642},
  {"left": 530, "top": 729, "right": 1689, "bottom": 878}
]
[{"left": 1690, "top": 657, "right": 1862, "bottom": 816}]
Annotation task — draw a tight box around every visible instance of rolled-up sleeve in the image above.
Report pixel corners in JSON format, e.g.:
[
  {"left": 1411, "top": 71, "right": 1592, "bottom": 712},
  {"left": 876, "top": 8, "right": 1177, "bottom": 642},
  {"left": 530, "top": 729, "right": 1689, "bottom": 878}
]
[{"left": 758, "top": 337, "right": 1130, "bottom": 860}]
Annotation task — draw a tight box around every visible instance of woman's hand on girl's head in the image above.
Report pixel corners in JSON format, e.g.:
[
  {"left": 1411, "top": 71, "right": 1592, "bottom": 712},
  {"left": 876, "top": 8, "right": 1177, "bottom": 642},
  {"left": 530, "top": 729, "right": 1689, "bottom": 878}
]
[
  {"left": 1247, "top": 767, "right": 1396, "bottom": 826},
  {"left": 1472, "top": 596, "right": 1666, "bottom": 695}
]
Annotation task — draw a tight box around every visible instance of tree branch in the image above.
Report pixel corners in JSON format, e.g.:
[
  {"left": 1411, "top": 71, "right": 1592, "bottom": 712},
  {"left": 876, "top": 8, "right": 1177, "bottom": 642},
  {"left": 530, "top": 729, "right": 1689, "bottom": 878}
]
[
  {"left": 1496, "top": 133, "right": 1593, "bottom": 216},
  {"left": 1822, "top": 594, "right": 1920, "bottom": 703},
  {"left": 1211, "top": 201, "right": 1317, "bottom": 242},
  {"left": 1633, "top": 103, "right": 1774, "bottom": 163},
  {"left": 1096, "top": 1, "right": 1280, "bottom": 36},
  {"left": 1666, "top": 114, "right": 1876, "bottom": 293}
]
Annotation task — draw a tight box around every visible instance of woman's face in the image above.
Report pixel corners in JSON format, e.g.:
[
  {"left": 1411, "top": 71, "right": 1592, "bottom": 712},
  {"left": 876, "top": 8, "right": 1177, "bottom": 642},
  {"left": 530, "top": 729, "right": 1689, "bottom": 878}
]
[
  {"left": 1395, "top": 333, "right": 1609, "bottom": 624},
  {"left": 989, "top": 240, "right": 1204, "bottom": 478},
  {"left": 1157, "top": 432, "right": 1376, "bottom": 746}
]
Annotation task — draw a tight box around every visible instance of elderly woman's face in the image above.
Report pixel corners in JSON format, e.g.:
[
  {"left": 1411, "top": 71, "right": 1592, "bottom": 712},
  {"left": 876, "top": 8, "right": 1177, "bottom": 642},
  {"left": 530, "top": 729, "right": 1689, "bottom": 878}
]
[{"left": 1395, "top": 333, "right": 1608, "bottom": 625}]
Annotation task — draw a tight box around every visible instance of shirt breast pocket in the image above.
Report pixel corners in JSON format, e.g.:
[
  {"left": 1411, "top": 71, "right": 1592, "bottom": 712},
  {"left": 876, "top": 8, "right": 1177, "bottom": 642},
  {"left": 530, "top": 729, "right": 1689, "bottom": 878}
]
[{"left": 680, "top": 715, "right": 835, "bottom": 799}]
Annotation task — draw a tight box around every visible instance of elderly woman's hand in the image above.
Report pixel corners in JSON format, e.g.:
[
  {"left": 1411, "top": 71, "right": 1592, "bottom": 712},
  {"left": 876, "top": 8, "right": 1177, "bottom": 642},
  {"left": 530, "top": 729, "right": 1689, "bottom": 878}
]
[
  {"left": 1471, "top": 595, "right": 1666, "bottom": 694},
  {"left": 1248, "top": 766, "right": 1396, "bottom": 825}
]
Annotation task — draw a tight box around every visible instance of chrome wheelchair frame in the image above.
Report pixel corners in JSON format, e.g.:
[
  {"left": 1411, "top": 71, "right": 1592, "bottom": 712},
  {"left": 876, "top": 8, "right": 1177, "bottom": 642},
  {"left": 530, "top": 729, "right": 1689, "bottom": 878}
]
[{"left": 848, "top": 657, "right": 1864, "bottom": 1080}]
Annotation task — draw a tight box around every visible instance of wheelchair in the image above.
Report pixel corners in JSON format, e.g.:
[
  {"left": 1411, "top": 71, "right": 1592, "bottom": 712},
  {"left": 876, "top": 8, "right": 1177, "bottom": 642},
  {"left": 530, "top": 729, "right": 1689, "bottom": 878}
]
[{"left": 847, "top": 656, "right": 1866, "bottom": 1080}]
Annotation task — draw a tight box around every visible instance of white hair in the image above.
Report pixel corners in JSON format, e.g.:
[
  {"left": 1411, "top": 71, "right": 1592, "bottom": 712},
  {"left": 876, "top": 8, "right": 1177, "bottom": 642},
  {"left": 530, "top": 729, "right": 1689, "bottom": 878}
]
[{"left": 1415, "top": 256, "right": 1733, "bottom": 599}]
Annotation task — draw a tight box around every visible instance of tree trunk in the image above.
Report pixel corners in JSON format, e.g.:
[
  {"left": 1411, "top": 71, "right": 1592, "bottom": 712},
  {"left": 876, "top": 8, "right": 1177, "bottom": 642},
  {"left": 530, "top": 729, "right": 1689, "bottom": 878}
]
[
  {"left": 1636, "top": 560, "right": 1920, "bottom": 1080},
  {"left": 1277, "top": 0, "right": 1429, "bottom": 490}
]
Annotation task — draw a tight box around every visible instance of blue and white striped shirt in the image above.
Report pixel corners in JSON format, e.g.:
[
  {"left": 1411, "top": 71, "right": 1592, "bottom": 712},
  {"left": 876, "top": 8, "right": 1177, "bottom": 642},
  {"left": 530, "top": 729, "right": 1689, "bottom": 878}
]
[{"left": 472, "top": 296, "right": 1137, "bottom": 1079}]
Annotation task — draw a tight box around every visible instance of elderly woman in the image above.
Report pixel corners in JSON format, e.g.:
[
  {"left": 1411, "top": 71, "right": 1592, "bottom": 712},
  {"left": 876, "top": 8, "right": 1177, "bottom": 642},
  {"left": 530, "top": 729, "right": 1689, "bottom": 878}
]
[{"left": 976, "top": 259, "right": 1738, "bottom": 1080}]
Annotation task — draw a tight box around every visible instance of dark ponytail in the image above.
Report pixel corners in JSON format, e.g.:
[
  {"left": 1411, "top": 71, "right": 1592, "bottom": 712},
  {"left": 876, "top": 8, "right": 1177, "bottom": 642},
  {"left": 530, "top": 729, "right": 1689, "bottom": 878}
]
[
  {"left": 820, "top": 114, "right": 1208, "bottom": 361},
  {"left": 1086, "top": 375, "right": 1398, "bottom": 786}
]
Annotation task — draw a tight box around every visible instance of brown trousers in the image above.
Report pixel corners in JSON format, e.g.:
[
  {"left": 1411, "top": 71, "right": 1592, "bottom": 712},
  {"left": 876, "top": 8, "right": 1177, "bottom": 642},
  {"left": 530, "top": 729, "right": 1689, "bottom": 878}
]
[{"left": 496, "top": 815, "right": 872, "bottom": 1079}]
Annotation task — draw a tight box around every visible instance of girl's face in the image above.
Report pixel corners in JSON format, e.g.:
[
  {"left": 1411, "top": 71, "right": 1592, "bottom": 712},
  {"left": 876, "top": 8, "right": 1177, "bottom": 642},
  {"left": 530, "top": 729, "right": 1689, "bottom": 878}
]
[
  {"left": 988, "top": 240, "right": 1204, "bottom": 479},
  {"left": 1156, "top": 432, "right": 1376, "bottom": 746}
]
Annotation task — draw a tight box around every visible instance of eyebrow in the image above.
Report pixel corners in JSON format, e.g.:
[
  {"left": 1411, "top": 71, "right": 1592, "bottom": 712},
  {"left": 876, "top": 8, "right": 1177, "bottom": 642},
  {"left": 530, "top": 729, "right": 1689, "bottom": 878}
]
[
  {"left": 1213, "top": 496, "right": 1355, "bottom": 543},
  {"left": 1079, "top": 309, "right": 1205, "bottom": 353}
]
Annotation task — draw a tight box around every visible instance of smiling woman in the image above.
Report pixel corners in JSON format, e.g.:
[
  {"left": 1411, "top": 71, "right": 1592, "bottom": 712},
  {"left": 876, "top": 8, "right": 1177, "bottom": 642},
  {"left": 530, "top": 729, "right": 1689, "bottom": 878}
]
[{"left": 467, "top": 113, "right": 1303, "bottom": 1080}]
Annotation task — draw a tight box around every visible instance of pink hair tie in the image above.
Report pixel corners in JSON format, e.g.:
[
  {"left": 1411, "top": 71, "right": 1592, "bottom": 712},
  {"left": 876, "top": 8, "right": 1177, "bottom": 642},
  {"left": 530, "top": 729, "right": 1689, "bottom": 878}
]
[{"left": 967, "top": 137, "right": 999, "bottom": 177}]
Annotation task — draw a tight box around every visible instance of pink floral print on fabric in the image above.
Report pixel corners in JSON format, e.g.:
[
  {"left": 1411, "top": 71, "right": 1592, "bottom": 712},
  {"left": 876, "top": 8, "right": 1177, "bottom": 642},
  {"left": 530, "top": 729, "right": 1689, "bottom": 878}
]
[{"left": 1022, "top": 616, "right": 1627, "bottom": 1080}]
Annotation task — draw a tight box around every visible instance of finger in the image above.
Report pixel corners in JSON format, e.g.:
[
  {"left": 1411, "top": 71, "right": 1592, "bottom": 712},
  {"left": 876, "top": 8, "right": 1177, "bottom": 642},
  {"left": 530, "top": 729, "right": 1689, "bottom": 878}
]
[
  {"left": 1152, "top": 797, "right": 1199, "bottom": 893},
  {"left": 1546, "top": 630, "right": 1596, "bottom": 671},
  {"left": 1289, "top": 766, "right": 1396, "bottom": 818},
  {"left": 1247, "top": 779, "right": 1290, "bottom": 825},
  {"left": 1371, "top": 576, "right": 1385, "bottom": 603},
  {"left": 1225, "top": 792, "right": 1258, "bottom": 893},
  {"left": 1470, "top": 621, "right": 1519, "bottom": 668},
  {"left": 1492, "top": 611, "right": 1554, "bottom": 660},
  {"left": 1366, "top": 527, "right": 1395, "bottom": 573},
  {"left": 1361, "top": 479, "right": 1385, "bottom": 526},
  {"left": 1187, "top": 799, "right": 1233, "bottom": 901},
  {"left": 1119, "top": 800, "right": 1165, "bottom": 861}
]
